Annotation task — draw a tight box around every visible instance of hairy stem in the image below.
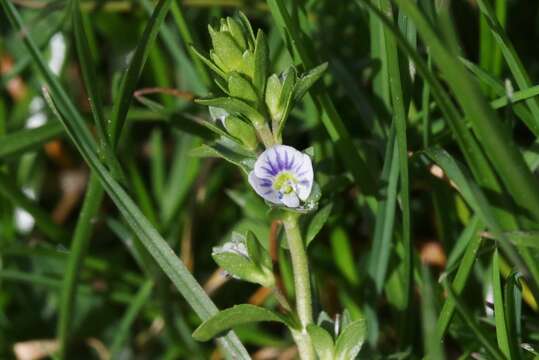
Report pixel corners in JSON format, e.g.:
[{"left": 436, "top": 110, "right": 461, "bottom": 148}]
[{"left": 282, "top": 211, "right": 315, "bottom": 360}]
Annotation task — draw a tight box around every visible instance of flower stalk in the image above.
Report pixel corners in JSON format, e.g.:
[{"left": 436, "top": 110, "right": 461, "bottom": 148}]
[{"left": 281, "top": 211, "right": 315, "bottom": 360}]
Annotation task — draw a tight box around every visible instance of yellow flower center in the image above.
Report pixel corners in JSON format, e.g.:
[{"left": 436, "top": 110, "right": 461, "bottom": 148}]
[{"left": 273, "top": 172, "right": 298, "bottom": 195}]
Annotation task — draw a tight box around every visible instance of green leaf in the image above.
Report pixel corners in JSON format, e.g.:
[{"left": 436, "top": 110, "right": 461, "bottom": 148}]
[
  {"left": 196, "top": 97, "right": 265, "bottom": 124},
  {"left": 192, "top": 304, "right": 287, "bottom": 341},
  {"left": 306, "top": 324, "right": 335, "bottom": 360},
  {"left": 245, "top": 230, "right": 271, "bottom": 270},
  {"left": 293, "top": 62, "right": 328, "bottom": 103},
  {"left": 253, "top": 29, "right": 269, "bottom": 98},
  {"left": 223, "top": 115, "right": 258, "bottom": 150},
  {"left": 334, "top": 319, "right": 366, "bottom": 360},
  {"left": 236, "top": 11, "right": 256, "bottom": 49},
  {"left": 265, "top": 74, "right": 283, "bottom": 120},
  {"left": 211, "top": 252, "right": 262, "bottom": 284},
  {"left": 227, "top": 73, "right": 258, "bottom": 104},
  {"left": 190, "top": 142, "right": 254, "bottom": 174},
  {"left": 190, "top": 45, "right": 227, "bottom": 79},
  {"left": 305, "top": 202, "right": 333, "bottom": 247},
  {"left": 209, "top": 29, "right": 244, "bottom": 73}
]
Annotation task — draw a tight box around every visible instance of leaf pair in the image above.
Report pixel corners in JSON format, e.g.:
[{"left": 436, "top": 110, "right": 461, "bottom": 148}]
[{"left": 307, "top": 315, "right": 366, "bottom": 360}]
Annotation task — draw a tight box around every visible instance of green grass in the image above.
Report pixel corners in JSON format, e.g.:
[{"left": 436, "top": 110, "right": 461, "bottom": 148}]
[{"left": 2, "top": 0, "right": 539, "bottom": 358}]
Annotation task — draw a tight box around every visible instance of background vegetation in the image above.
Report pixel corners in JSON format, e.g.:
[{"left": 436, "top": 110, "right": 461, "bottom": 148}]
[{"left": 1, "top": 0, "right": 539, "bottom": 358}]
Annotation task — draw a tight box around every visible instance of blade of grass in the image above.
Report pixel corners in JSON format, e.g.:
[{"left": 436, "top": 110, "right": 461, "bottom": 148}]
[
  {"left": 109, "top": 0, "right": 173, "bottom": 145},
  {"left": 504, "top": 272, "right": 523, "bottom": 360},
  {"left": 57, "top": 175, "right": 104, "bottom": 358},
  {"left": 421, "top": 265, "right": 445, "bottom": 360},
  {"left": 436, "top": 218, "right": 484, "bottom": 338},
  {"left": 0, "top": 172, "right": 69, "bottom": 242},
  {"left": 378, "top": 0, "right": 413, "bottom": 326},
  {"left": 368, "top": 127, "right": 399, "bottom": 291},
  {"left": 492, "top": 249, "right": 511, "bottom": 358},
  {"left": 169, "top": 0, "right": 211, "bottom": 90},
  {"left": 0, "top": 122, "right": 64, "bottom": 159},
  {"left": 110, "top": 280, "right": 154, "bottom": 358},
  {"left": 444, "top": 280, "right": 506, "bottom": 360}
]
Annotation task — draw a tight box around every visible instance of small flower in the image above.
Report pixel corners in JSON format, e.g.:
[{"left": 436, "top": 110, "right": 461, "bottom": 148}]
[{"left": 248, "top": 145, "right": 313, "bottom": 208}]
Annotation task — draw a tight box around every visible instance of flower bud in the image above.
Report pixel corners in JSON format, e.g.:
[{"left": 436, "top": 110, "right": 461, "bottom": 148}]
[{"left": 207, "top": 17, "right": 254, "bottom": 79}]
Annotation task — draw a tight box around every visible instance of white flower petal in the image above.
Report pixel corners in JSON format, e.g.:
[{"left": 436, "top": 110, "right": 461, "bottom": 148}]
[
  {"left": 248, "top": 171, "right": 281, "bottom": 204},
  {"left": 296, "top": 154, "right": 314, "bottom": 201},
  {"left": 254, "top": 145, "right": 302, "bottom": 178},
  {"left": 281, "top": 192, "right": 300, "bottom": 208}
]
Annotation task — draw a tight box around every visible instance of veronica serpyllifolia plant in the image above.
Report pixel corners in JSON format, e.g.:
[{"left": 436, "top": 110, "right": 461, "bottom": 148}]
[{"left": 190, "top": 12, "right": 365, "bottom": 360}]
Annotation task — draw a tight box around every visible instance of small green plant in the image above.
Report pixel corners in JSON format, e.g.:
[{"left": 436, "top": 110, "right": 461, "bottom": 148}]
[{"left": 189, "top": 13, "right": 364, "bottom": 359}]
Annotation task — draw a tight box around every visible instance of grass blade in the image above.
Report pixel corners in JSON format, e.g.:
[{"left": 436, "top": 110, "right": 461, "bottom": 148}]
[
  {"left": 57, "top": 175, "right": 104, "bottom": 358},
  {"left": 109, "top": 0, "right": 173, "bottom": 144},
  {"left": 110, "top": 280, "right": 154, "bottom": 358},
  {"left": 492, "top": 249, "right": 511, "bottom": 358},
  {"left": 444, "top": 280, "right": 506, "bottom": 360},
  {"left": 0, "top": 122, "right": 63, "bottom": 159}
]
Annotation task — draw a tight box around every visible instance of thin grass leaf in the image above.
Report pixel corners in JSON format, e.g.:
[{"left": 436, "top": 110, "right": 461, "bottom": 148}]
[
  {"left": 0, "top": 122, "right": 63, "bottom": 159},
  {"left": 378, "top": 0, "right": 413, "bottom": 318},
  {"left": 368, "top": 127, "right": 399, "bottom": 292},
  {"left": 421, "top": 265, "right": 445, "bottom": 360},
  {"left": 57, "top": 175, "right": 104, "bottom": 358},
  {"left": 0, "top": 172, "right": 69, "bottom": 242},
  {"left": 110, "top": 280, "right": 154, "bottom": 358},
  {"left": 493, "top": 249, "right": 511, "bottom": 358},
  {"left": 109, "top": 0, "right": 173, "bottom": 144},
  {"left": 443, "top": 280, "right": 506, "bottom": 360}
]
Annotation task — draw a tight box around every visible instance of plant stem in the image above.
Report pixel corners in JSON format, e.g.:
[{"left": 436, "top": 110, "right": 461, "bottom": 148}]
[{"left": 281, "top": 211, "right": 315, "bottom": 360}]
